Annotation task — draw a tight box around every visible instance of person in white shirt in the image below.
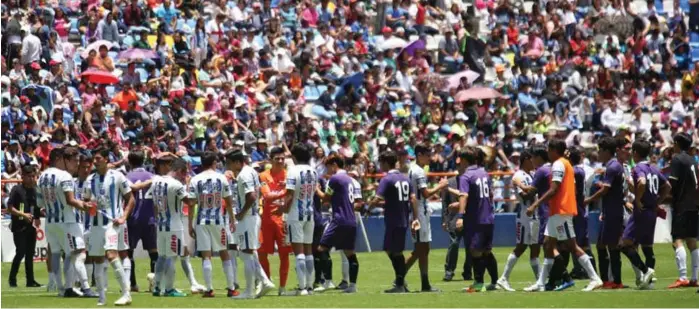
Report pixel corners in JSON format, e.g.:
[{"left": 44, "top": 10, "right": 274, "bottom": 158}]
[
  {"left": 600, "top": 101, "right": 625, "bottom": 133},
  {"left": 20, "top": 28, "right": 42, "bottom": 67},
  {"left": 231, "top": 0, "right": 249, "bottom": 24}
]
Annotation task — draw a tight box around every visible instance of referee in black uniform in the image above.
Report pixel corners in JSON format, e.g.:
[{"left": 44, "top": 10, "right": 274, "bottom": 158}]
[{"left": 7, "top": 165, "right": 42, "bottom": 288}]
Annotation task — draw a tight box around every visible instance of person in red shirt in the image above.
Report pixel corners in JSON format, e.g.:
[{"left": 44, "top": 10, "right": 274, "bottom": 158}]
[
  {"left": 415, "top": 0, "right": 427, "bottom": 35},
  {"left": 34, "top": 136, "right": 52, "bottom": 168}
]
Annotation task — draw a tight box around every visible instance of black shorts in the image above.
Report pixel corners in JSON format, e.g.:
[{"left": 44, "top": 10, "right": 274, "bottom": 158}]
[{"left": 672, "top": 210, "right": 699, "bottom": 240}]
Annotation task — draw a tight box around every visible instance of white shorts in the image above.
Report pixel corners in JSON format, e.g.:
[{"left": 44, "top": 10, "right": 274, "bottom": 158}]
[
  {"left": 87, "top": 224, "right": 130, "bottom": 256},
  {"left": 195, "top": 224, "right": 227, "bottom": 252},
  {"left": 543, "top": 214, "right": 576, "bottom": 241},
  {"left": 234, "top": 216, "right": 260, "bottom": 251},
  {"left": 157, "top": 230, "right": 186, "bottom": 257},
  {"left": 46, "top": 223, "right": 66, "bottom": 254},
  {"left": 516, "top": 216, "right": 540, "bottom": 245},
  {"left": 285, "top": 220, "right": 314, "bottom": 245},
  {"left": 411, "top": 214, "right": 432, "bottom": 243},
  {"left": 63, "top": 223, "right": 86, "bottom": 252}
]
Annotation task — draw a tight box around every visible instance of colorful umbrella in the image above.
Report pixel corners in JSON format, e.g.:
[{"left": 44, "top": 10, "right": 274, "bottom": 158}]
[
  {"left": 444, "top": 70, "right": 480, "bottom": 90},
  {"left": 399, "top": 39, "right": 426, "bottom": 57},
  {"left": 379, "top": 37, "right": 408, "bottom": 50},
  {"left": 454, "top": 87, "right": 503, "bottom": 102},
  {"left": 117, "top": 48, "right": 159, "bottom": 60},
  {"left": 81, "top": 69, "right": 120, "bottom": 84},
  {"left": 81, "top": 40, "right": 115, "bottom": 58}
]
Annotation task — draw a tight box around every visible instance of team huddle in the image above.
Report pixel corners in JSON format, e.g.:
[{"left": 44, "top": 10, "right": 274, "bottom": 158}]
[{"left": 33, "top": 133, "right": 699, "bottom": 306}]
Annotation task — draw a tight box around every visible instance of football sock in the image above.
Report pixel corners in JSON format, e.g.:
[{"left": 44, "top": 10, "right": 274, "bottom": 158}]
[
  {"left": 295, "top": 254, "right": 307, "bottom": 289},
  {"left": 259, "top": 253, "right": 271, "bottom": 279},
  {"left": 280, "top": 252, "right": 290, "bottom": 287},
  {"left": 242, "top": 253, "right": 255, "bottom": 294},
  {"left": 154, "top": 255, "right": 166, "bottom": 290},
  {"left": 389, "top": 254, "right": 406, "bottom": 286},
  {"left": 675, "top": 246, "right": 688, "bottom": 280},
  {"left": 502, "top": 253, "right": 518, "bottom": 280},
  {"left": 223, "top": 259, "right": 236, "bottom": 290},
  {"left": 180, "top": 256, "right": 199, "bottom": 286},
  {"left": 641, "top": 247, "right": 655, "bottom": 269},
  {"left": 128, "top": 251, "right": 136, "bottom": 288},
  {"left": 149, "top": 252, "right": 159, "bottom": 273},
  {"left": 202, "top": 259, "right": 213, "bottom": 291},
  {"left": 229, "top": 251, "right": 238, "bottom": 286},
  {"left": 463, "top": 250, "right": 473, "bottom": 278},
  {"left": 341, "top": 251, "right": 349, "bottom": 282},
  {"left": 110, "top": 258, "right": 129, "bottom": 296},
  {"left": 486, "top": 254, "right": 498, "bottom": 285},
  {"left": 165, "top": 257, "right": 176, "bottom": 291},
  {"left": 347, "top": 254, "right": 359, "bottom": 284},
  {"left": 86, "top": 262, "right": 94, "bottom": 286},
  {"left": 536, "top": 258, "right": 554, "bottom": 287},
  {"left": 597, "top": 248, "right": 609, "bottom": 282},
  {"left": 609, "top": 249, "right": 622, "bottom": 284},
  {"left": 51, "top": 253, "right": 63, "bottom": 290},
  {"left": 63, "top": 256, "right": 72, "bottom": 290},
  {"left": 74, "top": 252, "right": 90, "bottom": 289},
  {"left": 122, "top": 257, "right": 132, "bottom": 288},
  {"left": 305, "top": 255, "right": 315, "bottom": 289},
  {"left": 253, "top": 251, "right": 271, "bottom": 283},
  {"left": 94, "top": 262, "right": 106, "bottom": 299},
  {"left": 560, "top": 251, "right": 572, "bottom": 282},
  {"left": 623, "top": 248, "right": 648, "bottom": 273},
  {"left": 578, "top": 254, "right": 600, "bottom": 281},
  {"left": 473, "top": 256, "right": 486, "bottom": 285},
  {"left": 313, "top": 254, "right": 322, "bottom": 284},
  {"left": 102, "top": 262, "right": 109, "bottom": 291},
  {"left": 530, "top": 258, "right": 540, "bottom": 279},
  {"left": 690, "top": 249, "right": 699, "bottom": 281},
  {"left": 584, "top": 249, "right": 597, "bottom": 272},
  {"left": 547, "top": 254, "right": 565, "bottom": 285}
]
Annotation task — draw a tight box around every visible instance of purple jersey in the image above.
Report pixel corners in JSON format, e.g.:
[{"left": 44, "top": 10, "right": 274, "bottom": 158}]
[
  {"left": 574, "top": 165, "right": 587, "bottom": 217},
  {"left": 377, "top": 170, "right": 413, "bottom": 228},
  {"left": 632, "top": 162, "right": 668, "bottom": 210},
  {"left": 532, "top": 163, "right": 551, "bottom": 219},
  {"left": 127, "top": 168, "right": 155, "bottom": 226},
  {"left": 601, "top": 158, "right": 625, "bottom": 218},
  {"left": 314, "top": 177, "right": 327, "bottom": 226},
  {"left": 326, "top": 172, "right": 357, "bottom": 226},
  {"left": 458, "top": 166, "right": 494, "bottom": 225}
]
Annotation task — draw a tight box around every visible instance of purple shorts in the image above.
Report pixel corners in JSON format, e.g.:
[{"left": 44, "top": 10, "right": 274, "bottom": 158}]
[
  {"left": 538, "top": 217, "right": 548, "bottom": 244},
  {"left": 465, "top": 224, "right": 494, "bottom": 251},
  {"left": 319, "top": 223, "right": 357, "bottom": 251},
  {"left": 597, "top": 216, "right": 624, "bottom": 246},
  {"left": 383, "top": 226, "right": 407, "bottom": 253},
  {"left": 573, "top": 215, "right": 589, "bottom": 247},
  {"left": 622, "top": 210, "right": 657, "bottom": 245},
  {"left": 127, "top": 223, "right": 157, "bottom": 251}
]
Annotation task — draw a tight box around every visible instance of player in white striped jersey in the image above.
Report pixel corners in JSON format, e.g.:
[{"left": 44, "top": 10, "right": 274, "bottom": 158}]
[
  {"left": 497, "top": 150, "right": 541, "bottom": 291},
  {"left": 226, "top": 150, "right": 275, "bottom": 299},
  {"left": 404, "top": 145, "right": 449, "bottom": 292},
  {"left": 73, "top": 153, "right": 99, "bottom": 296},
  {"left": 187, "top": 152, "right": 238, "bottom": 298},
  {"left": 83, "top": 147, "right": 136, "bottom": 306},
  {"left": 37, "top": 147, "right": 94, "bottom": 298},
  {"left": 283, "top": 144, "right": 319, "bottom": 295}
]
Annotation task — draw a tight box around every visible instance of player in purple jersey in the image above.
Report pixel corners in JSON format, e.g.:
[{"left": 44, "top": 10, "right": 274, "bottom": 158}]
[
  {"left": 568, "top": 147, "right": 597, "bottom": 280},
  {"left": 584, "top": 137, "right": 626, "bottom": 289},
  {"left": 370, "top": 151, "right": 419, "bottom": 294},
  {"left": 125, "top": 151, "right": 157, "bottom": 292},
  {"left": 456, "top": 147, "right": 495, "bottom": 292},
  {"left": 317, "top": 156, "right": 360, "bottom": 293}
]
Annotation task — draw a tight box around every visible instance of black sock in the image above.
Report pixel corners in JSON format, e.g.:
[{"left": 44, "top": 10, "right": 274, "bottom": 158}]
[
  {"left": 609, "top": 249, "right": 622, "bottom": 284},
  {"left": 149, "top": 252, "right": 158, "bottom": 274},
  {"left": 420, "top": 273, "right": 430, "bottom": 290},
  {"left": 325, "top": 251, "right": 333, "bottom": 281},
  {"left": 128, "top": 250, "right": 136, "bottom": 287},
  {"left": 597, "top": 248, "right": 609, "bottom": 282},
  {"left": 641, "top": 247, "right": 655, "bottom": 269},
  {"left": 390, "top": 254, "right": 406, "bottom": 286},
  {"left": 548, "top": 255, "right": 565, "bottom": 286},
  {"left": 473, "top": 256, "right": 486, "bottom": 284},
  {"left": 485, "top": 254, "right": 498, "bottom": 285},
  {"left": 463, "top": 250, "right": 473, "bottom": 279},
  {"left": 347, "top": 254, "right": 359, "bottom": 284},
  {"left": 623, "top": 248, "right": 648, "bottom": 273},
  {"left": 316, "top": 253, "right": 326, "bottom": 284},
  {"left": 560, "top": 251, "right": 572, "bottom": 282},
  {"left": 584, "top": 249, "right": 597, "bottom": 272}
]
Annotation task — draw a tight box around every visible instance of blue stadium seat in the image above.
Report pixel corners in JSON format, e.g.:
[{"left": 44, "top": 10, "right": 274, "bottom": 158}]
[
  {"left": 690, "top": 31, "right": 699, "bottom": 45},
  {"left": 691, "top": 46, "right": 699, "bottom": 61}
]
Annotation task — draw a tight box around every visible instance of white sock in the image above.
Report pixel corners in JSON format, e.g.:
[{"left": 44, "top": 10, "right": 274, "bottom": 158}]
[
  {"left": 63, "top": 256, "right": 73, "bottom": 290},
  {"left": 253, "top": 252, "right": 271, "bottom": 283},
  {"left": 242, "top": 253, "right": 256, "bottom": 294},
  {"left": 578, "top": 254, "right": 600, "bottom": 281},
  {"left": 110, "top": 258, "right": 129, "bottom": 297},
  {"left": 690, "top": 249, "right": 699, "bottom": 281},
  {"left": 223, "top": 259, "right": 236, "bottom": 290},
  {"left": 102, "top": 262, "right": 109, "bottom": 291},
  {"left": 305, "top": 255, "right": 314, "bottom": 289},
  {"left": 50, "top": 253, "right": 63, "bottom": 290},
  {"left": 295, "top": 254, "right": 307, "bottom": 289},
  {"left": 341, "top": 252, "right": 350, "bottom": 282},
  {"left": 228, "top": 250, "right": 238, "bottom": 286},
  {"left": 501, "top": 253, "right": 518, "bottom": 280},
  {"left": 86, "top": 263, "right": 94, "bottom": 286},
  {"left": 529, "top": 258, "right": 540, "bottom": 280},
  {"left": 122, "top": 257, "right": 132, "bottom": 288},
  {"left": 165, "top": 257, "right": 176, "bottom": 291},
  {"left": 74, "top": 252, "right": 90, "bottom": 289},
  {"left": 48, "top": 271, "right": 56, "bottom": 286},
  {"left": 154, "top": 256, "right": 166, "bottom": 290},
  {"left": 95, "top": 262, "right": 106, "bottom": 299},
  {"left": 676, "top": 246, "right": 688, "bottom": 280},
  {"left": 608, "top": 263, "right": 614, "bottom": 282},
  {"left": 180, "top": 256, "right": 199, "bottom": 286},
  {"left": 202, "top": 259, "right": 213, "bottom": 291},
  {"left": 536, "top": 258, "right": 554, "bottom": 286}
]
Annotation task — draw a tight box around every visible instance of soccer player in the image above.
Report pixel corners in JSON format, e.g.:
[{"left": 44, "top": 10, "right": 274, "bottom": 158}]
[
  {"left": 456, "top": 147, "right": 496, "bottom": 292},
  {"left": 370, "top": 151, "right": 418, "bottom": 293},
  {"left": 283, "top": 144, "right": 319, "bottom": 295},
  {"left": 497, "top": 150, "right": 540, "bottom": 291},
  {"left": 125, "top": 151, "right": 158, "bottom": 292},
  {"left": 666, "top": 133, "right": 699, "bottom": 288},
  {"left": 186, "top": 151, "right": 238, "bottom": 298},
  {"left": 404, "top": 145, "right": 448, "bottom": 292},
  {"left": 84, "top": 147, "right": 136, "bottom": 306},
  {"left": 584, "top": 137, "right": 626, "bottom": 289},
  {"left": 312, "top": 173, "right": 334, "bottom": 291},
  {"left": 38, "top": 147, "right": 95, "bottom": 298},
  {"left": 569, "top": 147, "right": 597, "bottom": 280},
  {"left": 622, "top": 139, "right": 670, "bottom": 288},
  {"left": 524, "top": 139, "right": 603, "bottom": 292},
  {"left": 258, "top": 147, "right": 292, "bottom": 296},
  {"left": 317, "top": 156, "right": 360, "bottom": 293},
  {"left": 75, "top": 154, "right": 97, "bottom": 292},
  {"left": 226, "top": 150, "right": 276, "bottom": 299}
]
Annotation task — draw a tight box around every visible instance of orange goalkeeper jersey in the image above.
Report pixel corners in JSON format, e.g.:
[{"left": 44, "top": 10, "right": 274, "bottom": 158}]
[{"left": 259, "top": 168, "right": 287, "bottom": 225}]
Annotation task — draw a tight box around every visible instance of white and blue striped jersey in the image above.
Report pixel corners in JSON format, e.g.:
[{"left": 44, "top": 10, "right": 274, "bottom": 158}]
[
  {"left": 513, "top": 169, "right": 537, "bottom": 220},
  {"left": 408, "top": 164, "right": 429, "bottom": 217},
  {"left": 351, "top": 177, "right": 362, "bottom": 201},
  {"left": 285, "top": 164, "right": 318, "bottom": 222},
  {"left": 148, "top": 175, "right": 187, "bottom": 232},
  {"left": 37, "top": 167, "right": 77, "bottom": 224},
  {"left": 84, "top": 169, "right": 133, "bottom": 227},
  {"left": 188, "top": 170, "right": 231, "bottom": 226},
  {"left": 235, "top": 165, "right": 260, "bottom": 220},
  {"left": 74, "top": 177, "right": 90, "bottom": 229}
]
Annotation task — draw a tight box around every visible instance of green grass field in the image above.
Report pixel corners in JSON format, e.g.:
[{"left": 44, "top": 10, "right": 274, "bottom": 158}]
[{"left": 2, "top": 247, "right": 697, "bottom": 307}]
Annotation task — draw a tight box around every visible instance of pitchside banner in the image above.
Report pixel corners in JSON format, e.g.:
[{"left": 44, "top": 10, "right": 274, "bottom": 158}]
[{"left": 1, "top": 218, "right": 49, "bottom": 263}]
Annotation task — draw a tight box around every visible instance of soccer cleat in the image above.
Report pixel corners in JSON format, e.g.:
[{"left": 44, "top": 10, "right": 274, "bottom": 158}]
[
  {"left": 130, "top": 285, "right": 140, "bottom": 293},
  {"left": 688, "top": 280, "right": 699, "bottom": 287},
  {"left": 496, "top": 278, "right": 515, "bottom": 292},
  {"left": 443, "top": 271, "right": 454, "bottom": 282},
  {"left": 278, "top": 287, "right": 287, "bottom": 296},
  {"left": 640, "top": 268, "right": 655, "bottom": 287},
  {"left": 554, "top": 280, "right": 576, "bottom": 291},
  {"left": 97, "top": 294, "right": 106, "bottom": 306},
  {"left": 8, "top": 281, "right": 17, "bottom": 288},
  {"left": 296, "top": 288, "right": 309, "bottom": 296},
  {"left": 146, "top": 273, "right": 155, "bottom": 292},
  {"left": 190, "top": 283, "right": 207, "bottom": 294},
  {"left": 602, "top": 281, "right": 615, "bottom": 289},
  {"left": 231, "top": 291, "right": 254, "bottom": 299},
  {"left": 336, "top": 280, "right": 349, "bottom": 290},
  {"left": 544, "top": 283, "right": 555, "bottom": 291},
  {"left": 313, "top": 285, "right": 326, "bottom": 292},
  {"left": 324, "top": 280, "right": 336, "bottom": 289},
  {"left": 384, "top": 285, "right": 408, "bottom": 293},
  {"left": 344, "top": 285, "right": 357, "bottom": 293},
  {"left": 26, "top": 281, "right": 42, "bottom": 288},
  {"left": 202, "top": 290, "right": 215, "bottom": 298},
  {"left": 668, "top": 279, "right": 690, "bottom": 289},
  {"left": 152, "top": 287, "right": 162, "bottom": 297},
  {"left": 256, "top": 281, "right": 276, "bottom": 298},
  {"left": 227, "top": 288, "right": 239, "bottom": 297},
  {"left": 64, "top": 288, "right": 82, "bottom": 298},
  {"left": 582, "top": 280, "right": 604, "bottom": 292},
  {"left": 305, "top": 287, "right": 314, "bottom": 295},
  {"left": 463, "top": 283, "right": 485, "bottom": 293},
  {"left": 255, "top": 282, "right": 262, "bottom": 296},
  {"left": 485, "top": 284, "right": 497, "bottom": 291},
  {"left": 46, "top": 279, "right": 57, "bottom": 293},
  {"left": 114, "top": 294, "right": 132, "bottom": 306},
  {"left": 82, "top": 288, "right": 100, "bottom": 298},
  {"left": 164, "top": 289, "right": 187, "bottom": 297},
  {"left": 609, "top": 283, "right": 625, "bottom": 289},
  {"left": 523, "top": 283, "right": 544, "bottom": 292}
]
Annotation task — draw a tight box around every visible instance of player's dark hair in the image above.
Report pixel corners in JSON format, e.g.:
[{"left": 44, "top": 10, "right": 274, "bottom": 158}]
[
  {"left": 326, "top": 155, "right": 345, "bottom": 169},
  {"left": 225, "top": 150, "right": 246, "bottom": 164},
  {"left": 615, "top": 135, "right": 631, "bottom": 149},
  {"left": 169, "top": 158, "right": 188, "bottom": 172},
  {"left": 673, "top": 132, "right": 692, "bottom": 151},
  {"left": 269, "top": 146, "right": 285, "bottom": 158},
  {"left": 632, "top": 139, "right": 652, "bottom": 159},
  {"left": 48, "top": 147, "right": 65, "bottom": 165},
  {"left": 201, "top": 151, "right": 219, "bottom": 169},
  {"left": 598, "top": 136, "right": 618, "bottom": 154},
  {"left": 128, "top": 151, "right": 146, "bottom": 168},
  {"left": 414, "top": 144, "right": 431, "bottom": 157},
  {"left": 459, "top": 147, "right": 479, "bottom": 165},
  {"left": 93, "top": 146, "right": 111, "bottom": 159},
  {"left": 476, "top": 147, "right": 486, "bottom": 165},
  {"left": 22, "top": 164, "right": 36, "bottom": 175},
  {"left": 530, "top": 145, "right": 549, "bottom": 162},
  {"left": 379, "top": 151, "right": 398, "bottom": 169},
  {"left": 568, "top": 146, "right": 583, "bottom": 165},
  {"left": 291, "top": 143, "right": 312, "bottom": 164},
  {"left": 63, "top": 147, "right": 80, "bottom": 159},
  {"left": 548, "top": 139, "right": 567, "bottom": 156},
  {"left": 519, "top": 150, "right": 532, "bottom": 166},
  {"left": 79, "top": 153, "right": 93, "bottom": 163}
]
